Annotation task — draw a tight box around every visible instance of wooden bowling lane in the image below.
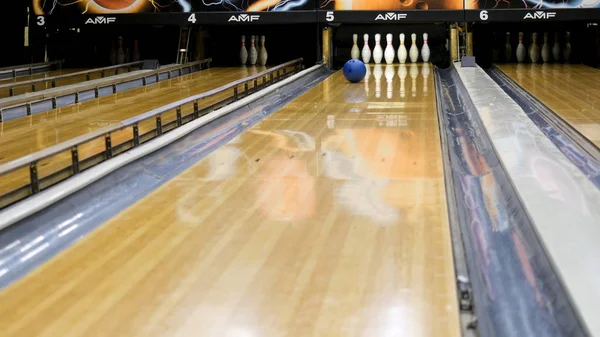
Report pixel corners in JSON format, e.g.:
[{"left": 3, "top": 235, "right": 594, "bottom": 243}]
[
  {"left": 0, "top": 64, "right": 460, "bottom": 337},
  {"left": 0, "top": 68, "right": 83, "bottom": 85},
  {"left": 0, "top": 66, "right": 266, "bottom": 164},
  {"left": 497, "top": 64, "right": 600, "bottom": 147},
  {"left": 0, "top": 66, "right": 267, "bottom": 200},
  {"left": 0, "top": 67, "right": 138, "bottom": 98}
]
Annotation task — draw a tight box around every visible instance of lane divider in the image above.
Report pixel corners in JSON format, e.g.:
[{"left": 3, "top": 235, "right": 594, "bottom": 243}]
[{"left": 0, "top": 63, "right": 324, "bottom": 231}]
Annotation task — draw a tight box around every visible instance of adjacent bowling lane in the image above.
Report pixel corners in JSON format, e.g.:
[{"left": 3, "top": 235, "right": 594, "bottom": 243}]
[
  {"left": 0, "top": 68, "right": 83, "bottom": 86},
  {"left": 0, "top": 64, "right": 461, "bottom": 337},
  {"left": 0, "top": 67, "right": 134, "bottom": 98},
  {"left": 497, "top": 64, "right": 600, "bottom": 147},
  {"left": 0, "top": 66, "right": 267, "bottom": 165}
]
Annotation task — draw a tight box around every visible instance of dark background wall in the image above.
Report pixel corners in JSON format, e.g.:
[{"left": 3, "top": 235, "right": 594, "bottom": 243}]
[
  {"left": 472, "top": 22, "right": 600, "bottom": 68},
  {"left": 19, "top": 21, "right": 319, "bottom": 69},
  {"left": 198, "top": 23, "right": 320, "bottom": 67},
  {"left": 3, "top": 3, "right": 597, "bottom": 70},
  {"left": 0, "top": 1, "right": 28, "bottom": 67},
  {"left": 44, "top": 25, "right": 181, "bottom": 67}
]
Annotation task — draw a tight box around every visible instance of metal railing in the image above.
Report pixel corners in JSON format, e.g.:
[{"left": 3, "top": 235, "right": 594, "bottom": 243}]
[
  {"left": 0, "top": 59, "right": 212, "bottom": 122},
  {"left": 0, "top": 60, "right": 64, "bottom": 79},
  {"left": 0, "top": 61, "right": 147, "bottom": 97},
  {"left": 0, "top": 58, "right": 303, "bottom": 209}
]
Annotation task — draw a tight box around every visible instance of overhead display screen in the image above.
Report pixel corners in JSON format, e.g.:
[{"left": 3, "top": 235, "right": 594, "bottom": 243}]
[
  {"left": 33, "top": 0, "right": 600, "bottom": 23},
  {"left": 33, "top": 0, "right": 188, "bottom": 14},
  {"left": 318, "top": 0, "right": 464, "bottom": 10},
  {"left": 466, "top": 0, "right": 600, "bottom": 9},
  {"left": 32, "top": 0, "right": 314, "bottom": 15},
  {"left": 196, "top": 0, "right": 314, "bottom": 11}
]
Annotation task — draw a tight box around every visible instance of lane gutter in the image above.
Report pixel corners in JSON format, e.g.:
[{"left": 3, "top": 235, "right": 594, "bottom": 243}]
[{"left": 434, "top": 65, "right": 588, "bottom": 337}]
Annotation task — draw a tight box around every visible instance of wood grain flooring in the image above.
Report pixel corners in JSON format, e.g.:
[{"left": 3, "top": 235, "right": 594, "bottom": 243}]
[
  {"left": 0, "top": 68, "right": 82, "bottom": 86},
  {"left": 0, "top": 67, "right": 267, "bottom": 197},
  {"left": 0, "top": 68, "right": 135, "bottom": 98},
  {"left": 497, "top": 64, "right": 600, "bottom": 147},
  {"left": 0, "top": 64, "right": 460, "bottom": 337}
]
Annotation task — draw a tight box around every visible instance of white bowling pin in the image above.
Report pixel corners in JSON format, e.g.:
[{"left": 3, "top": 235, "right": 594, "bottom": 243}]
[
  {"left": 398, "top": 64, "right": 407, "bottom": 98},
  {"left": 541, "top": 32, "right": 550, "bottom": 63},
  {"left": 552, "top": 32, "right": 561, "bottom": 62},
  {"left": 421, "top": 33, "right": 430, "bottom": 62},
  {"left": 563, "top": 31, "right": 571, "bottom": 62},
  {"left": 516, "top": 32, "right": 526, "bottom": 63},
  {"left": 385, "top": 64, "right": 394, "bottom": 99},
  {"left": 373, "top": 64, "right": 383, "bottom": 98},
  {"left": 258, "top": 35, "right": 268, "bottom": 66},
  {"left": 248, "top": 35, "right": 258, "bottom": 65},
  {"left": 409, "top": 33, "right": 419, "bottom": 63},
  {"left": 409, "top": 63, "right": 418, "bottom": 96},
  {"left": 373, "top": 34, "right": 383, "bottom": 64},
  {"left": 240, "top": 35, "right": 248, "bottom": 65},
  {"left": 362, "top": 34, "right": 371, "bottom": 63},
  {"left": 384, "top": 34, "right": 395, "bottom": 64},
  {"left": 351, "top": 34, "right": 360, "bottom": 60},
  {"left": 421, "top": 63, "right": 430, "bottom": 96},
  {"left": 398, "top": 33, "right": 407, "bottom": 64},
  {"left": 529, "top": 33, "right": 540, "bottom": 63},
  {"left": 505, "top": 32, "right": 512, "bottom": 62}
]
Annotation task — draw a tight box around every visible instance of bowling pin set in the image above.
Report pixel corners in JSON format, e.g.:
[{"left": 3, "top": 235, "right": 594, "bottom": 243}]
[
  {"left": 239, "top": 35, "right": 268, "bottom": 66},
  {"left": 503, "top": 31, "right": 572, "bottom": 63},
  {"left": 351, "top": 33, "right": 430, "bottom": 64}
]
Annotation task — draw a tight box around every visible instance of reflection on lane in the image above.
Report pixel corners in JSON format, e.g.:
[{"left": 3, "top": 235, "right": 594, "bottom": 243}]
[
  {"left": 0, "top": 67, "right": 459, "bottom": 337},
  {"left": 367, "top": 64, "right": 431, "bottom": 99},
  {"left": 182, "top": 65, "right": 439, "bottom": 225},
  {"left": 160, "top": 68, "right": 456, "bottom": 335}
]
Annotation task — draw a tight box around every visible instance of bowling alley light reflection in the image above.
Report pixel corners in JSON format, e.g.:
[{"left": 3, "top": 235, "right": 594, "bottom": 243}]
[
  {"left": 334, "top": 179, "right": 400, "bottom": 225},
  {"left": 366, "top": 103, "right": 408, "bottom": 109}
]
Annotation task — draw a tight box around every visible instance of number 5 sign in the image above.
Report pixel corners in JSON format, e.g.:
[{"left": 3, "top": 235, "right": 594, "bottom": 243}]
[{"left": 325, "top": 11, "right": 335, "bottom": 22}]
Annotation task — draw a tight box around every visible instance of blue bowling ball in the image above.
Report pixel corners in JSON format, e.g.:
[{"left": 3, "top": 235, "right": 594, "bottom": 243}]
[{"left": 343, "top": 59, "right": 367, "bottom": 83}]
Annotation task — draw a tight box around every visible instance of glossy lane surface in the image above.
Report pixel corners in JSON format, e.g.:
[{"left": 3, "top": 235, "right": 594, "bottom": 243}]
[
  {"left": 0, "top": 66, "right": 266, "bottom": 198},
  {"left": 0, "top": 64, "right": 460, "bottom": 337},
  {"left": 497, "top": 64, "right": 600, "bottom": 147},
  {"left": 0, "top": 67, "right": 265, "bottom": 164},
  {"left": 0, "top": 68, "right": 82, "bottom": 85},
  {"left": 0, "top": 68, "right": 131, "bottom": 98}
]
